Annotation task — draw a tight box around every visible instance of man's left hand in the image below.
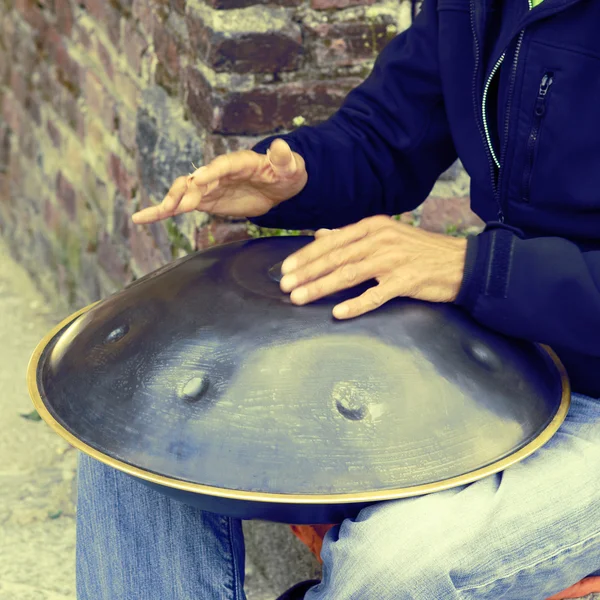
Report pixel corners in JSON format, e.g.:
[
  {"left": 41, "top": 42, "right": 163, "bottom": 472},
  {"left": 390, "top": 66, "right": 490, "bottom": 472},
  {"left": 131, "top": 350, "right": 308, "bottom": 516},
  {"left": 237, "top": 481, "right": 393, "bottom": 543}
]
[{"left": 279, "top": 215, "right": 468, "bottom": 319}]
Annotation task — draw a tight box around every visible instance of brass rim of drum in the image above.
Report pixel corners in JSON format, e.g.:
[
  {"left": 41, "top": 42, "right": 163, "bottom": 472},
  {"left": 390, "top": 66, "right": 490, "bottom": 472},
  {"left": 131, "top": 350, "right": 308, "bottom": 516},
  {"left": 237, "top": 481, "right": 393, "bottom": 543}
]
[{"left": 27, "top": 303, "right": 571, "bottom": 505}]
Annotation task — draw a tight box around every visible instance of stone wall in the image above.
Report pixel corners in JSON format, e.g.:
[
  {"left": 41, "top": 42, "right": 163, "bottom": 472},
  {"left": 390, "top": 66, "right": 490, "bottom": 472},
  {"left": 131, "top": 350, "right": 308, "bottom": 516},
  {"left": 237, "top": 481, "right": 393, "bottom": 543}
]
[{"left": 0, "top": 0, "right": 480, "bottom": 311}]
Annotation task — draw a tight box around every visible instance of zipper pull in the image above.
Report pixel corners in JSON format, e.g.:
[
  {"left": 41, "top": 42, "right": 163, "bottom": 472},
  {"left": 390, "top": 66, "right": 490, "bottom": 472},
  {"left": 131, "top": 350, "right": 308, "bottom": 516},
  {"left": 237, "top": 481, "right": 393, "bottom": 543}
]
[
  {"left": 534, "top": 73, "right": 554, "bottom": 116},
  {"left": 539, "top": 73, "right": 554, "bottom": 97}
]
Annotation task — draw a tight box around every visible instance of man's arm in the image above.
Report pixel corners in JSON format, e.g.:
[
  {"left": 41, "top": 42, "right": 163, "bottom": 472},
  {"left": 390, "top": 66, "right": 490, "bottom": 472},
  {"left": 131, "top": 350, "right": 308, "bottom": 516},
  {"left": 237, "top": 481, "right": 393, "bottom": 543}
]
[
  {"left": 251, "top": 0, "right": 457, "bottom": 231},
  {"left": 456, "top": 223, "right": 600, "bottom": 359}
]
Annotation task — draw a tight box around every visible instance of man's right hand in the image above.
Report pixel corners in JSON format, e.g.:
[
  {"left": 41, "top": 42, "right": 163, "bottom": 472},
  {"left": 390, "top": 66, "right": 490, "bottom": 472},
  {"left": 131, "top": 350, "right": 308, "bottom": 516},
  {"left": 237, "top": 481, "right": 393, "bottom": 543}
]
[{"left": 132, "top": 138, "right": 307, "bottom": 224}]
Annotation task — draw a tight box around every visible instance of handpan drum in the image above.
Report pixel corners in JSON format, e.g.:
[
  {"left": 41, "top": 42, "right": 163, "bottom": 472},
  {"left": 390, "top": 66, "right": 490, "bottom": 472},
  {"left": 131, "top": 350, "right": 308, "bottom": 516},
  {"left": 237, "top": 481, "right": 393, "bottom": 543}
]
[{"left": 28, "top": 236, "right": 569, "bottom": 524}]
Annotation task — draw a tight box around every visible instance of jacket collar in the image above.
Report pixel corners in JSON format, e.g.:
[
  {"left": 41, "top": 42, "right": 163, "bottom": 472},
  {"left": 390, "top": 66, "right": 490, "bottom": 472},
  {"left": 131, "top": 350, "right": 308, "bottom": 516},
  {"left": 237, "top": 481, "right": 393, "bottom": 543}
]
[{"left": 471, "top": 0, "right": 584, "bottom": 68}]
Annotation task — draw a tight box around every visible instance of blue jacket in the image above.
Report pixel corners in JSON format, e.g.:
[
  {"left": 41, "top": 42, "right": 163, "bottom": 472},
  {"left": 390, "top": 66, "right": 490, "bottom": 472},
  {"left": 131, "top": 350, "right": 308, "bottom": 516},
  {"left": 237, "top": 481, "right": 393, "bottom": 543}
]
[{"left": 251, "top": 0, "right": 600, "bottom": 398}]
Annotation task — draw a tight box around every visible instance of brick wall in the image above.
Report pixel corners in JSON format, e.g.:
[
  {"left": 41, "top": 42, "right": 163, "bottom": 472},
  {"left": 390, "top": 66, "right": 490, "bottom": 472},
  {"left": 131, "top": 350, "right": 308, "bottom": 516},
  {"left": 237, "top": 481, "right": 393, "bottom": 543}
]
[{"left": 0, "top": 0, "right": 480, "bottom": 311}]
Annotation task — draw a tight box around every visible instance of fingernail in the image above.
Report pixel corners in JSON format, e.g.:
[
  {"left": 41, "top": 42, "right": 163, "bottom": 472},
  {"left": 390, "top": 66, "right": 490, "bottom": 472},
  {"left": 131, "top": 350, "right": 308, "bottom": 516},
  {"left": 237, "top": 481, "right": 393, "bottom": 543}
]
[
  {"left": 281, "top": 258, "right": 297, "bottom": 274},
  {"left": 290, "top": 288, "right": 308, "bottom": 304},
  {"left": 333, "top": 304, "right": 349, "bottom": 318},
  {"left": 280, "top": 275, "right": 297, "bottom": 292}
]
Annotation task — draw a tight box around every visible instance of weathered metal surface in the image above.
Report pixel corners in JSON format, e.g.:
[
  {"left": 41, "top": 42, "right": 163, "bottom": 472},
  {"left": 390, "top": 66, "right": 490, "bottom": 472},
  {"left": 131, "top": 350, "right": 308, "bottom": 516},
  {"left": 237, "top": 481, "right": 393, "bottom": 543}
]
[{"left": 28, "top": 237, "right": 569, "bottom": 523}]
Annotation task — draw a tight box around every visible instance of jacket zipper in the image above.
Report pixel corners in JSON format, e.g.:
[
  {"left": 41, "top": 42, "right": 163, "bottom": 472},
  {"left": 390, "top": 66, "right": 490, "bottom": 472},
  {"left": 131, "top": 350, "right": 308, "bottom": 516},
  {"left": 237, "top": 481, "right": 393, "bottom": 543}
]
[
  {"left": 494, "top": 30, "right": 525, "bottom": 214},
  {"left": 521, "top": 72, "right": 554, "bottom": 203},
  {"left": 470, "top": 0, "right": 505, "bottom": 222},
  {"left": 475, "top": 0, "right": 534, "bottom": 222},
  {"left": 482, "top": 54, "right": 505, "bottom": 170}
]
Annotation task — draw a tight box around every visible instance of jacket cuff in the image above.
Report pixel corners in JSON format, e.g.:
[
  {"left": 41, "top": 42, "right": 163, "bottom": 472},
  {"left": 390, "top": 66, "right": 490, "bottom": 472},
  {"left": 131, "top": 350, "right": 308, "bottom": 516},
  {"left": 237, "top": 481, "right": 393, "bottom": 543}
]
[
  {"left": 455, "top": 234, "right": 487, "bottom": 310},
  {"left": 455, "top": 221, "right": 524, "bottom": 312}
]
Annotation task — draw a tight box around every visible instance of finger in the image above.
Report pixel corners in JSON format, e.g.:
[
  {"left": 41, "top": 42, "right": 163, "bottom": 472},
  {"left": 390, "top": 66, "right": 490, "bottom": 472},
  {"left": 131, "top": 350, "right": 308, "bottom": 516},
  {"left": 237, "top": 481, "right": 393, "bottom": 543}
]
[
  {"left": 288, "top": 257, "right": 384, "bottom": 306},
  {"left": 267, "top": 139, "right": 297, "bottom": 178},
  {"left": 332, "top": 283, "right": 397, "bottom": 319},
  {"left": 314, "top": 228, "right": 340, "bottom": 239},
  {"left": 281, "top": 222, "right": 368, "bottom": 274},
  {"left": 280, "top": 234, "right": 388, "bottom": 292},
  {"left": 132, "top": 177, "right": 188, "bottom": 224},
  {"left": 175, "top": 179, "right": 222, "bottom": 215},
  {"left": 282, "top": 216, "right": 393, "bottom": 274},
  {"left": 189, "top": 152, "right": 254, "bottom": 188},
  {"left": 174, "top": 191, "right": 202, "bottom": 215}
]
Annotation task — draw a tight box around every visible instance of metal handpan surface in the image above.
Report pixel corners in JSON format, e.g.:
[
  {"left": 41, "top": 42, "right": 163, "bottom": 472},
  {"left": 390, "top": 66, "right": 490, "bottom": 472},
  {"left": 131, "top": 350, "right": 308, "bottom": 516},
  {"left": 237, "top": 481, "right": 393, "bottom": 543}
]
[{"left": 28, "top": 236, "right": 569, "bottom": 523}]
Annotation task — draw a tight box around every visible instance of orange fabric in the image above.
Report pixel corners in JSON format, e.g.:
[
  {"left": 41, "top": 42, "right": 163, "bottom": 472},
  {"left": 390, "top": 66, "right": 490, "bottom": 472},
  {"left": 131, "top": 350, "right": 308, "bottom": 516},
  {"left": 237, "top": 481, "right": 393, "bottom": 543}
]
[
  {"left": 547, "top": 577, "right": 600, "bottom": 599},
  {"left": 290, "top": 524, "right": 335, "bottom": 564},
  {"left": 290, "top": 525, "right": 600, "bottom": 599}
]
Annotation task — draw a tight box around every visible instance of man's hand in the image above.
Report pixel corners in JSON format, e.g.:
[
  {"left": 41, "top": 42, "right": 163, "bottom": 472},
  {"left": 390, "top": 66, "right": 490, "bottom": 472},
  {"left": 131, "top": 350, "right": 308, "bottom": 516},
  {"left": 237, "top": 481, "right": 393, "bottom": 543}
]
[
  {"left": 279, "top": 216, "right": 467, "bottom": 319},
  {"left": 132, "top": 139, "right": 307, "bottom": 224}
]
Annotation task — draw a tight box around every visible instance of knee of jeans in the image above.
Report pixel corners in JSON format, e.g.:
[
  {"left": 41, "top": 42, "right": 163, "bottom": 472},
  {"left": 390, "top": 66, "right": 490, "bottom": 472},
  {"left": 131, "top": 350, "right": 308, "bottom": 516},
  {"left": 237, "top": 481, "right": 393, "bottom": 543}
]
[{"left": 317, "top": 520, "right": 457, "bottom": 599}]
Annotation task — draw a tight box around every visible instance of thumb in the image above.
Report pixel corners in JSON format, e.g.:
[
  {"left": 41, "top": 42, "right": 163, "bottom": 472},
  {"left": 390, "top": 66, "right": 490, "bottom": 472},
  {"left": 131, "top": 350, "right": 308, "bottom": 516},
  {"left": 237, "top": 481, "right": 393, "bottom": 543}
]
[{"left": 267, "top": 139, "right": 298, "bottom": 178}]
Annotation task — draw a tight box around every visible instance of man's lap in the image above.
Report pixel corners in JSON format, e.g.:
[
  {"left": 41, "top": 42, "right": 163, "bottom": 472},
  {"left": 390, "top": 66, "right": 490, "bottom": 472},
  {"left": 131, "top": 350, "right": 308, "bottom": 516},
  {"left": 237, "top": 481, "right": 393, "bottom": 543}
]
[
  {"left": 312, "top": 392, "right": 600, "bottom": 599},
  {"left": 76, "top": 393, "right": 600, "bottom": 599}
]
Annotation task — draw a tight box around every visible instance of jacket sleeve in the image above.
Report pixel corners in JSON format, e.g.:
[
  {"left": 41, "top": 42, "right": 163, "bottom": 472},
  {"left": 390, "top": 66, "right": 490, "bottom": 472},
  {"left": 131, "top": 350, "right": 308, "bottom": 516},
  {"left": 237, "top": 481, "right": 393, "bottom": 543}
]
[
  {"left": 455, "top": 222, "right": 600, "bottom": 359},
  {"left": 250, "top": 0, "right": 457, "bottom": 231}
]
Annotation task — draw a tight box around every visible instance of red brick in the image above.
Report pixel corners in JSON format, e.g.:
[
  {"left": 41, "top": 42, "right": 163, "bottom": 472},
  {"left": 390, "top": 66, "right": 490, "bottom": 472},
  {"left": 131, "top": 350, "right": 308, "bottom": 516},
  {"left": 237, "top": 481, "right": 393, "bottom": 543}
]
[
  {"left": 82, "top": 0, "right": 121, "bottom": 45},
  {"left": 184, "top": 66, "right": 214, "bottom": 131},
  {"left": 63, "top": 90, "right": 85, "bottom": 137},
  {"left": 195, "top": 219, "right": 250, "bottom": 249},
  {"left": 129, "top": 222, "right": 167, "bottom": 276},
  {"left": 84, "top": 70, "right": 116, "bottom": 131},
  {"left": 19, "top": 122, "right": 38, "bottom": 161},
  {"left": 170, "top": 0, "right": 185, "bottom": 13},
  {"left": 153, "top": 18, "right": 182, "bottom": 83},
  {"left": 9, "top": 69, "right": 28, "bottom": 106},
  {"left": 117, "top": 107, "right": 137, "bottom": 153},
  {"left": 41, "top": 26, "right": 62, "bottom": 61},
  {"left": 9, "top": 23, "right": 39, "bottom": 73},
  {"left": 419, "top": 196, "right": 484, "bottom": 234},
  {"left": 203, "top": 133, "right": 265, "bottom": 163},
  {"left": 36, "top": 0, "right": 54, "bottom": 11},
  {"left": 14, "top": 0, "right": 49, "bottom": 32},
  {"left": 132, "top": 0, "right": 154, "bottom": 36},
  {"left": 2, "top": 93, "right": 23, "bottom": 134},
  {"left": 110, "top": 0, "right": 134, "bottom": 15},
  {"left": 44, "top": 198, "right": 64, "bottom": 234},
  {"left": 47, "top": 120, "right": 62, "bottom": 148},
  {"left": 55, "top": 0, "right": 74, "bottom": 36},
  {"left": 311, "top": 0, "right": 375, "bottom": 8},
  {"left": 205, "top": 0, "right": 302, "bottom": 8},
  {"left": 215, "top": 78, "right": 361, "bottom": 135},
  {"left": 152, "top": 0, "right": 171, "bottom": 20},
  {"left": 74, "top": 23, "right": 93, "bottom": 50},
  {"left": 40, "top": 67, "right": 63, "bottom": 107},
  {"left": 0, "top": 124, "right": 11, "bottom": 175},
  {"left": 306, "top": 19, "right": 395, "bottom": 67},
  {"left": 24, "top": 94, "right": 42, "bottom": 125},
  {"left": 133, "top": 189, "right": 172, "bottom": 261},
  {"left": 5, "top": 150, "right": 23, "bottom": 193},
  {"left": 0, "top": 40, "right": 10, "bottom": 87},
  {"left": 108, "top": 153, "right": 134, "bottom": 199},
  {"left": 43, "top": 27, "right": 81, "bottom": 95},
  {"left": 56, "top": 44, "right": 81, "bottom": 95},
  {"left": 122, "top": 21, "right": 148, "bottom": 75},
  {"left": 97, "top": 231, "right": 131, "bottom": 284},
  {"left": 186, "top": 11, "right": 303, "bottom": 74},
  {"left": 56, "top": 171, "right": 77, "bottom": 219},
  {"left": 96, "top": 40, "right": 114, "bottom": 80},
  {"left": 113, "top": 71, "right": 139, "bottom": 110}
]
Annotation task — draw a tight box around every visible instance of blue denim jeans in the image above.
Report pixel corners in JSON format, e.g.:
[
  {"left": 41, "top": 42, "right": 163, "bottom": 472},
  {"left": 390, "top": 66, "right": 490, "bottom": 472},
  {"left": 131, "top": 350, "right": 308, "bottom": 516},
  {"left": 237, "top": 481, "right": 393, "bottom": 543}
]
[{"left": 76, "top": 393, "right": 600, "bottom": 600}]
